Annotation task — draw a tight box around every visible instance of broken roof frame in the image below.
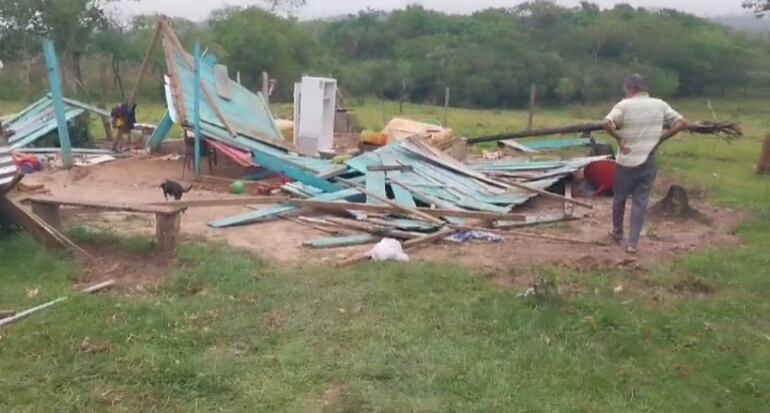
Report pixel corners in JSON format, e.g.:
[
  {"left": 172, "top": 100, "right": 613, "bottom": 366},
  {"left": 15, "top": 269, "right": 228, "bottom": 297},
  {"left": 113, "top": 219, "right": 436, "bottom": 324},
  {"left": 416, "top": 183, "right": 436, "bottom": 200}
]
[{"left": 139, "top": 18, "right": 597, "bottom": 232}]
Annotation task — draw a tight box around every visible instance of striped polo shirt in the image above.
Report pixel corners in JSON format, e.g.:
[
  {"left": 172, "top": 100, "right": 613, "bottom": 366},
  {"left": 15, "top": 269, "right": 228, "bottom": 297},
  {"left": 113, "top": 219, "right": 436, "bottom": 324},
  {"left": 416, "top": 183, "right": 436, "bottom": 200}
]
[
  {"left": 605, "top": 93, "right": 683, "bottom": 167},
  {"left": 0, "top": 145, "right": 16, "bottom": 187}
]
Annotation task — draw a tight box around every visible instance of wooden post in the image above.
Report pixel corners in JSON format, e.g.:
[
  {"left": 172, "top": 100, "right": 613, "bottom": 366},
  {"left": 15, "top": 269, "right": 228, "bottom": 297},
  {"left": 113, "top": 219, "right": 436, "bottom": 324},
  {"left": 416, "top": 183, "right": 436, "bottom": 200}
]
[
  {"left": 30, "top": 201, "right": 61, "bottom": 229},
  {"left": 128, "top": 21, "right": 162, "bottom": 105},
  {"left": 236, "top": 71, "right": 241, "bottom": 85},
  {"left": 193, "top": 41, "right": 202, "bottom": 178},
  {"left": 156, "top": 212, "right": 181, "bottom": 251},
  {"left": 443, "top": 87, "right": 450, "bottom": 127},
  {"left": 99, "top": 60, "right": 114, "bottom": 142},
  {"left": 758, "top": 135, "right": 770, "bottom": 174},
  {"left": 527, "top": 83, "right": 537, "bottom": 130},
  {"left": 262, "top": 71, "right": 270, "bottom": 104},
  {"left": 42, "top": 39, "right": 72, "bottom": 169}
]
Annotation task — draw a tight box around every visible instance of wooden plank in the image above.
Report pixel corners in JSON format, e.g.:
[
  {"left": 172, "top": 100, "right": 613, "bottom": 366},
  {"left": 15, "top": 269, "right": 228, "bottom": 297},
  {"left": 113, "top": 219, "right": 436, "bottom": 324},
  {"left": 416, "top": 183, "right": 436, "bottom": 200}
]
[
  {"left": 60, "top": 97, "right": 111, "bottom": 118},
  {"left": 322, "top": 217, "right": 421, "bottom": 239},
  {"left": 27, "top": 196, "right": 184, "bottom": 215},
  {"left": 160, "top": 22, "right": 187, "bottom": 123},
  {"left": 453, "top": 224, "right": 607, "bottom": 246},
  {"left": 367, "top": 165, "right": 413, "bottom": 172},
  {"left": 209, "top": 188, "right": 360, "bottom": 228},
  {"left": 147, "top": 111, "right": 174, "bottom": 152},
  {"left": 42, "top": 39, "right": 72, "bottom": 169},
  {"left": 303, "top": 234, "right": 377, "bottom": 249},
  {"left": 403, "top": 137, "right": 594, "bottom": 209},
  {"left": 334, "top": 177, "right": 445, "bottom": 225},
  {"left": 286, "top": 199, "right": 527, "bottom": 222},
  {"left": 214, "top": 64, "right": 233, "bottom": 100},
  {"left": 381, "top": 152, "right": 417, "bottom": 209},
  {"left": 337, "top": 228, "right": 456, "bottom": 267},
  {"left": 253, "top": 150, "right": 342, "bottom": 193},
  {"left": 0, "top": 280, "right": 114, "bottom": 328},
  {"left": 494, "top": 214, "right": 578, "bottom": 230},
  {"left": 145, "top": 196, "right": 290, "bottom": 208},
  {"left": 365, "top": 171, "right": 387, "bottom": 206},
  {"left": 0, "top": 196, "right": 89, "bottom": 257}
]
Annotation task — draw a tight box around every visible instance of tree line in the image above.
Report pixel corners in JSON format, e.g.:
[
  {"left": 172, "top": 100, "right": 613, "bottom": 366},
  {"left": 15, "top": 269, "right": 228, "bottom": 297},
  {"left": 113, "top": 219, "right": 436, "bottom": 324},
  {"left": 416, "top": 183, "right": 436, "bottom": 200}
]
[{"left": 1, "top": 0, "right": 769, "bottom": 108}]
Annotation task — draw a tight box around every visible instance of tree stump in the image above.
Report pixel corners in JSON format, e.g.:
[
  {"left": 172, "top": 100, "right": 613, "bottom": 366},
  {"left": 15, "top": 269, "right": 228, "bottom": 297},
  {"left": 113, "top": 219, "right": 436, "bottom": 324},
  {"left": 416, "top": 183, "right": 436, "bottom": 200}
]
[
  {"left": 758, "top": 135, "right": 770, "bottom": 175},
  {"left": 650, "top": 185, "right": 704, "bottom": 221}
]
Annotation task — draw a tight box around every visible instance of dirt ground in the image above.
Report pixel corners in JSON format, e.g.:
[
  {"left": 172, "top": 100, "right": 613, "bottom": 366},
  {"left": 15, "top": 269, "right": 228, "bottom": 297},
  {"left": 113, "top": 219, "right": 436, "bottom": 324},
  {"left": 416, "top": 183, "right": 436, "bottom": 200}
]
[{"left": 23, "top": 155, "right": 743, "bottom": 281}]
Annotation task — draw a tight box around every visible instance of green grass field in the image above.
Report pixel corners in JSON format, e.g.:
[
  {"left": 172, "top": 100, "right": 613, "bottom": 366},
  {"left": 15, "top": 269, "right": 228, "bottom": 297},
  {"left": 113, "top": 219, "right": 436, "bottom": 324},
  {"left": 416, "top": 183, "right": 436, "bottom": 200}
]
[{"left": 1, "top": 98, "right": 769, "bottom": 412}]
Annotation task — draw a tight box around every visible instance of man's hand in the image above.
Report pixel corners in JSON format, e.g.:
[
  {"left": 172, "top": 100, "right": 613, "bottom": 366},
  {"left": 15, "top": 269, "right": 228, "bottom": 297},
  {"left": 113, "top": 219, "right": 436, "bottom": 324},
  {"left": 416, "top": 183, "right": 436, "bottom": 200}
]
[
  {"left": 619, "top": 140, "right": 632, "bottom": 154},
  {"left": 603, "top": 119, "right": 629, "bottom": 155}
]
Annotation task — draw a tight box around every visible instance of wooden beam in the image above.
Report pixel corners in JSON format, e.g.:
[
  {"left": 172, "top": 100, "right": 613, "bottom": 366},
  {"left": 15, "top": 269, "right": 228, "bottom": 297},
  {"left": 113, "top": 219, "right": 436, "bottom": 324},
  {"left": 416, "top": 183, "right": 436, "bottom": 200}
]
[
  {"left": 144, "top": 196, "right": 290, "bottom": 208},
  {"left": 367, "top": 165, "right": 413, "bottom": 172},
  {"left": 0, "top": 196, "right": 89, "bottom": 257},
  {"left": 27, "top": 196, "right": 184, "bottom": 215},
  {"left": 42, "top": 39, "right": 72, "bottom": 169},
  {"left": 453, "top": 224, "right": 608, "bottom": 246},
  {"left": 128, "top": 21, "right": 163, "bottom": 105},
  {"left": 160, "top": 21, "right": 187, "bottom": 123},
  {"left": 285, "top": 199, "right": 528, "bottom": 222}
]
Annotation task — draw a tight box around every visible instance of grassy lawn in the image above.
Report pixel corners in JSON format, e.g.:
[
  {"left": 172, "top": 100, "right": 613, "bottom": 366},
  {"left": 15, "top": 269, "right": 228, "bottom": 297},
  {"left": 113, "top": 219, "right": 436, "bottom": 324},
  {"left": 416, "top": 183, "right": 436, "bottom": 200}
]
[{"left": 1, "top": 98, "right": 769, "bottom": 411}]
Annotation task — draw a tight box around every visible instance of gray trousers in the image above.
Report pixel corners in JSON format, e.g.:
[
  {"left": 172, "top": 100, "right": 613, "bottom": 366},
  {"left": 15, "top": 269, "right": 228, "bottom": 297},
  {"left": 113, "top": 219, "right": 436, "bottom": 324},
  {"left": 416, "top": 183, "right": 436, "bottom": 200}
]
[{"left": 612, "top": 155, "right": 657, "bottom": 248}]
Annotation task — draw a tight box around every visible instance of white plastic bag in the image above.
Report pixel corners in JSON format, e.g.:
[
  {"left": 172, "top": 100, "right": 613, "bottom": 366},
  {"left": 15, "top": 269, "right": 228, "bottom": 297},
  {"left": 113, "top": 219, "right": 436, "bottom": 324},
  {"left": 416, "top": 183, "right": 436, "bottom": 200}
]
[{"left": 369, "top": 238, "right": 410, "bottom": 262}]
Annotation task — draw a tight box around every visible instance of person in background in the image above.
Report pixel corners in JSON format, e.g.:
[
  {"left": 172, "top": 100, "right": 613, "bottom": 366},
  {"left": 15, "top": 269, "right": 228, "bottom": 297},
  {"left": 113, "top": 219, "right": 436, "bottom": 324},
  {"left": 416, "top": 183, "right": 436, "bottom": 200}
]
[
  {"left": 110, "top": 103, "right": 137, "bottom": 152},
  {"left": 603, "top": 74, "right": 688, "bottom": 254}
]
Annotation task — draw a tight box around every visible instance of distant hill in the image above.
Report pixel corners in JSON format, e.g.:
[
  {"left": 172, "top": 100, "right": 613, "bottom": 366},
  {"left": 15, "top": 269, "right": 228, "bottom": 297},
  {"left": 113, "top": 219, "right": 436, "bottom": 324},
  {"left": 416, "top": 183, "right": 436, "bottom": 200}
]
[{"left": 712, "top": 14, "right": 770, "bottom": 32}]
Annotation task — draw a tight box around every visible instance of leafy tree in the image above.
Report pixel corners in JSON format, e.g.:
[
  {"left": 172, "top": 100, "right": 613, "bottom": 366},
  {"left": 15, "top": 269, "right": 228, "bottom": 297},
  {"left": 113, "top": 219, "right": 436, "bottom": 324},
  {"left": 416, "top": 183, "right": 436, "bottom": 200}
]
[
  {"left": 743, "top": 0, "right": 770, "bottom": 16},
  {"left": 208, "top": 6, "right": 317, "bottom": 99},
  {"left": 0, "top": 0, "right": 119, "bottom": 91}
]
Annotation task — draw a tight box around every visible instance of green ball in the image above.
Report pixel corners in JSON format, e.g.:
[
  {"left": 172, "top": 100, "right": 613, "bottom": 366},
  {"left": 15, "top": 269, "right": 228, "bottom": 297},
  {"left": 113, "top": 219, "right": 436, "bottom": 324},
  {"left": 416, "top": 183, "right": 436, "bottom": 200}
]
[{"left": 231, "top": 180, "right": 246, "bottom": 194}]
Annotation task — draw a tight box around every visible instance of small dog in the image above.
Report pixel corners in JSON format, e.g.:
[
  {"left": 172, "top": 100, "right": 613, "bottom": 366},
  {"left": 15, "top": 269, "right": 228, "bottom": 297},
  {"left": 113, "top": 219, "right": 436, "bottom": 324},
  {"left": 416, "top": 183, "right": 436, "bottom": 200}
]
[{"left": 160, "top": 180, "right": 192, "bottom": 201}]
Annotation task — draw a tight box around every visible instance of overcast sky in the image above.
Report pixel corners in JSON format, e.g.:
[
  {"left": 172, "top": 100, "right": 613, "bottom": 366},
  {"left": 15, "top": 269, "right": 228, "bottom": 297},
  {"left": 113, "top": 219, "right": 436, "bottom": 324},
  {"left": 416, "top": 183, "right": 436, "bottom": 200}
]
[{"left": 116, "top": 0, "right": 746, "bottom": 21}]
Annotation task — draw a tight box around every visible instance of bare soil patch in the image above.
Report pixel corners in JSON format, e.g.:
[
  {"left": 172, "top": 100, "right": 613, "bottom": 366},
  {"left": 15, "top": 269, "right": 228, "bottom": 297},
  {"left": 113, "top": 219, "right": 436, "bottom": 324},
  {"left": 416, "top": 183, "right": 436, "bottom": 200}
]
[
  {"left": 23, "top": 155, "right": 743, "bottom": 278},
  {"left": 75, "top": 242, "right": 177, "bottom": 294}
]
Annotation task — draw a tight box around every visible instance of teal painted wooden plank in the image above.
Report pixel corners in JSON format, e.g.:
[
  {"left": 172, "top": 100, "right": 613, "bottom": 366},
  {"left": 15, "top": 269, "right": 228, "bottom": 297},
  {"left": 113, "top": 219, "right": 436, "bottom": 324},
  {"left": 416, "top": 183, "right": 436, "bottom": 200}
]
[
  {"left": 380, "top": 152, "right": 417, "bottom": 208},
  {"left": 365, "top": 154, "right": 387, "bottom": 205},
  {"left": 147, "top": 112, "right": 173, "bottom": 152},
  {"left": 60, "top": 97, "right": 111, "bottom": 117},
  {"left": 525, "top": 138, "right": 589, "bottom": 150},
  {"left": 42, "top": 39, "right": 72, "bottom": 168},
  {"left": 209, "top": 188, "right": 360, "bottom": 228},
  {"left": 252, "top": 150, "right": 341, "bottom": 193},
  {"left": 193, "top": 41, "right": 203, "bottom": 178},
  {"left": 4, "top": 96, "right": 50, "bottom": 125},
  {"left": 367, "top": 218, "right": 437, "bottom": 232},
  {"left": 9, "top": 108, "right": 84, "bottom": 149},
  {"left": 303, "top": 234, "right": 377, "bottom": 249}
]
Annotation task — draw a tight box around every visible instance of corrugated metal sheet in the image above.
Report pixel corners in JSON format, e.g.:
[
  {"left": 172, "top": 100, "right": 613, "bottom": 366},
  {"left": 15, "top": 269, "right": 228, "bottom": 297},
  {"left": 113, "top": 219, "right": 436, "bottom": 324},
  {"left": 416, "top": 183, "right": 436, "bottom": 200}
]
[{"left": 4, "top": 96, "right": 109, "bottom": 150}]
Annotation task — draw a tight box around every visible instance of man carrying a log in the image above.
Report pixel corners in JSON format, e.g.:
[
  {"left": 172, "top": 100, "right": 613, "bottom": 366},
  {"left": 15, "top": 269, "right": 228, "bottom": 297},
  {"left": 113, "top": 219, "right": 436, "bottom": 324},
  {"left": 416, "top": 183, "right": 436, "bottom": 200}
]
[{"left": 603, "top": 74, "right": 688, "bottom": 254}]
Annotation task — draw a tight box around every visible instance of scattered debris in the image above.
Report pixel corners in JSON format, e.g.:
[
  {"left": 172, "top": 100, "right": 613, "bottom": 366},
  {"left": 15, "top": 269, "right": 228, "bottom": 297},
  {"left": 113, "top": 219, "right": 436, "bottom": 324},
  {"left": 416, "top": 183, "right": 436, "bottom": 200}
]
[
  {"left": 0, "top": 280, "right": 114, "bottom": 328},
  {"left": 447, "top": 231, "right": 503, "bottom": 244},
  {"left": 369, "top": 238, "right": 410, "bottom": 262}
]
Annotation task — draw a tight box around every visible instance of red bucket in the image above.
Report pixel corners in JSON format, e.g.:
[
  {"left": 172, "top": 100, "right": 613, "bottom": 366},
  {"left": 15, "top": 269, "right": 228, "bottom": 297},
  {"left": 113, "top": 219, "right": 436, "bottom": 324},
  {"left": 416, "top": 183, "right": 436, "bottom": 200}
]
[{"left": 583, "top": 159, "right": 617, "bottom": 196}]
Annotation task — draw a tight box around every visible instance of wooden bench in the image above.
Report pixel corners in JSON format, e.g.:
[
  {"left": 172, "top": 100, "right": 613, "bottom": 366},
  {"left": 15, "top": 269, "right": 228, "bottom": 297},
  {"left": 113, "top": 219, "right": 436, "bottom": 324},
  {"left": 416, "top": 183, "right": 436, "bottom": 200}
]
[{"left": 25, "top": 196, "right": 187, "bottom": 250}]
